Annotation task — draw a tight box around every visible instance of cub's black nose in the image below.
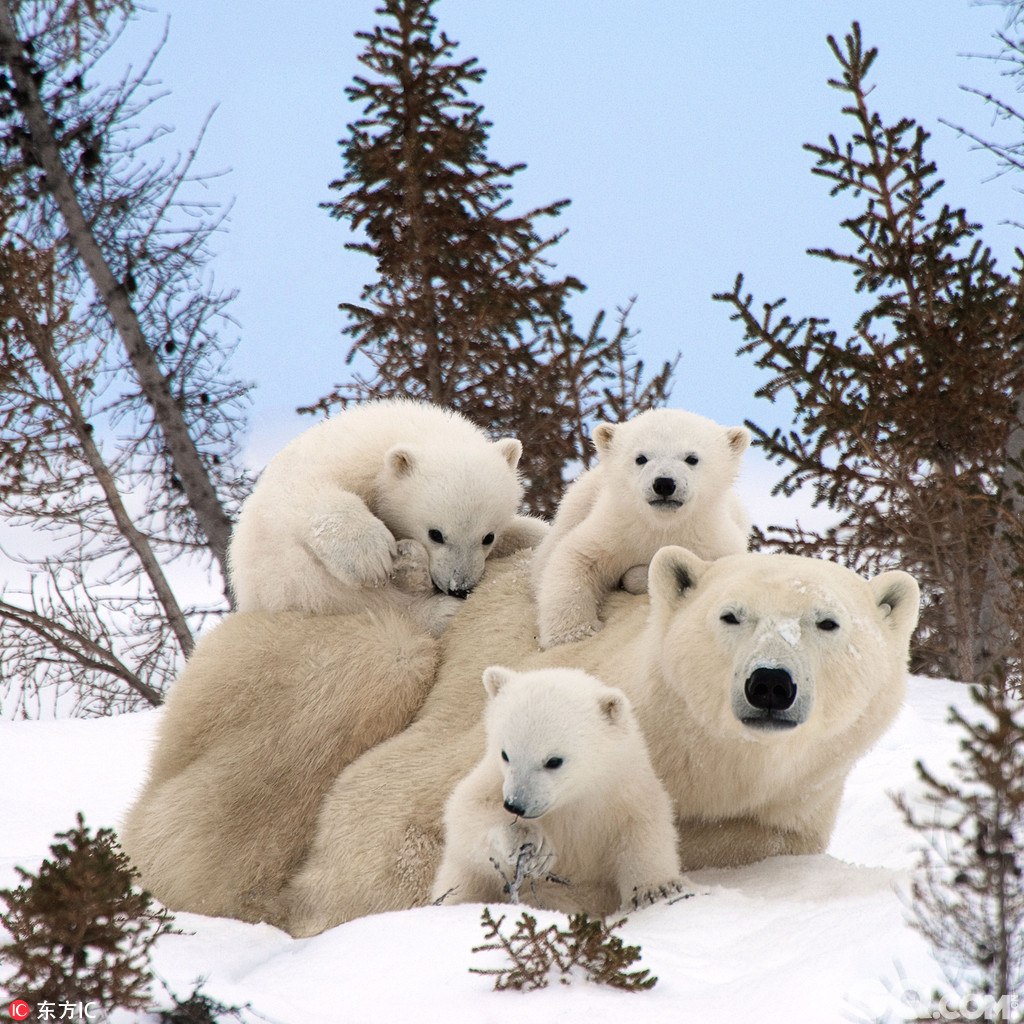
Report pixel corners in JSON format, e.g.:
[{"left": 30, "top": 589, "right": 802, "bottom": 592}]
[
  {"left": 744, "top": 667, "right": 796, "bottom": 711},
  {"left": 652, "top": 476, "right": 676, "bottom": 497},
  {"left": 448, "top": 587, "right": 470, "bottom": 600},
  {"left": 503, "top": 798, "right": 525, "bottom": 817}
]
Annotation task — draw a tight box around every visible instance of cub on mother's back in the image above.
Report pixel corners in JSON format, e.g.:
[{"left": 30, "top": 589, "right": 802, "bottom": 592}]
[
  {"left": 532, "top": 407, "right": 750, "bottom": 648},
  {"left": 228, "top": 399, "right": 545, "bottom": 636}
]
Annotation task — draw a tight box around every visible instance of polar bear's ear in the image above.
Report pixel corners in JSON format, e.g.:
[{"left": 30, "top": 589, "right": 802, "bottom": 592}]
[
  {"left": 648, "top": 546, "right": 710, "bottom": 616},
  {"left": 494, "top": 437, "right": 522, "bottom": 470},
  {"left": 482, "top": 665, "right": 515, "bottom": 698},
  {"left": 726, "top": 426, "right": 751, "bottom": 457},
  {"left": 598, "top": 693, "right": 624, "bottom": 726},
  {"left": 868, "top": 570, "right": 920, "bottom": 640},
  {"left": 591, "top": 422, "right": 616, "bottom": 457},
  {"left": 386, "top": 444, "right": 418, "bottom": 477}
]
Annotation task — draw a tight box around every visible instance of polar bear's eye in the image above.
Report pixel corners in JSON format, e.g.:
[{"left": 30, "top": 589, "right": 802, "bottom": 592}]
[
  {"left": 720, "top": 611, "right": 741, "bottom": 625},
  {"left": 635, "top": 454, "right": 648, "bottom": 465},
  {"left": 544, "top": 757, "right": 564, "bottom": 770},
  {"left": 501, "top": 750, "right": 509, "bottom": 762},
  {"left": 816, "top": 618, "right": 840, "bottom": 632},
  {"left": 428, "top": 529, "right": 445, "bottom": 544},
  {"left": 685, "top": 454, "right": 699, "bottom": 466},
  {"left": 482, "top": 533, "right": 495, "bottom": 545}
]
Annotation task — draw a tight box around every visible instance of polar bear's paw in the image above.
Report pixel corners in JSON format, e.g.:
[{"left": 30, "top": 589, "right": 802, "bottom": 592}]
[
  {"left": 539, "top": 617, "right": 604, "bottom": 651},
  {"left": 391, "top": 538, "right": 435, "bottom": 596},
  {"left": 628, "top": 877, "right": 694, "bottom": 911},
  {"left": 619, "top": 564, "right": 649, "bottom": 595},
  {"left": 308, "top": 511, "right": 397, "bottom": 588},
  {"left": 414, "top": 594, "right": 464, "bottom": 638}
]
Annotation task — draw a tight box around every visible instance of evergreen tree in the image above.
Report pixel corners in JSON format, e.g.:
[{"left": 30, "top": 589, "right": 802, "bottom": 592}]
[
  {"left": 897, "top": 683, "right": 1024, "bottom": 1019},
  {"left": 311, "top": 0, "right": 675, "bottom": 515},
  {"left": 0, "top": 814, "right": 174, "bottom": 1011},
  {"left": 714, "top": 23, "right": 1024, "bottom": 681}
]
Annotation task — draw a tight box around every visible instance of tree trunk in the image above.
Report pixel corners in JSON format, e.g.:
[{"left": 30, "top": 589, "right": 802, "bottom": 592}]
[
  {"left": 976, "top": 392, "right": 1024, "bottom": 682},
  {"left": 24, "top": 311, "right": 196, "bottom": 660},
  {"left": 0, "top": 2, "right": 235, "bottom": 599}
]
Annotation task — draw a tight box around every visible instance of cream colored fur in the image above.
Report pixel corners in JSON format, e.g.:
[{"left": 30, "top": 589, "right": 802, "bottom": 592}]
[
  {"left": 119, "top": 606, "right": 438, "bottom": 922},
  {"left": 120, "top": 548, "right": 918, "bottom": 936},
  {"left": 531, "top": 408, "right": 751, "bottom": 648},
  {"left": 431, "top": 665, "right": 684, "bottom": 915},
  {"left": 227, "top": 399, "right": 546, "bottom": 636},
  {"left": 278, "top": 547, "right": 918, "bottom": 936}
]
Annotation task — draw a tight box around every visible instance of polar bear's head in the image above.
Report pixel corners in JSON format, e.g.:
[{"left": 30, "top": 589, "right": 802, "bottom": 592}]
[
  {"left": 376, "top": 438, "right": 524, "bottom": 598},
  {"left": 481, "top": 665, "right": 638, "bottom": 820},
  {"left": 592, "top": 408, "right": 750, "bottom": 521},
  {"left": 647, "top": 547, "right": 920, "bottom": 748}
]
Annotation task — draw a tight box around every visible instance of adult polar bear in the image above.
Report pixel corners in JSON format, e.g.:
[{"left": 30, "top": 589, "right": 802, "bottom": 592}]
[
  {"left": 122, "top": 547, "right": 918, "bottom": 934},
  {"left": 272, "top": 545, "right": 918, "bottom": 936}
]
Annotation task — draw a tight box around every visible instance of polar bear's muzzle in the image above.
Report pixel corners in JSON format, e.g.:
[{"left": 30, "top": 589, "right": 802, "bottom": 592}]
[{"left": 731, "top": 661, "right": 814, "bottom": 732}]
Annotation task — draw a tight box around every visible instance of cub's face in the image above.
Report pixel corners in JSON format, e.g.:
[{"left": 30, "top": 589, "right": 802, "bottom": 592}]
[
  {"left": 591, "top": 410, "right": 749, "bottom": 521},
  {"left": 377, "top": 439, "right": 522, "bottom": 598},
  {"left": 481, "top": 666, "right": 629, "bottom": 820},
  {"left": 648, "top": 548, "right": 920, "bottom": 747}
]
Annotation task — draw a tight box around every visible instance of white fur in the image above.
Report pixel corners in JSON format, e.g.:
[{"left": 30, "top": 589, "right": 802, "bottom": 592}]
[
  {"left": 532, "top": 407, "right": 751, "bottom": 648},
  {"left": 431, "top": 665, "right": 685, "bottom": 915},
  {"left": 228, "top": 399, "right": 546, "bottom": 635}
]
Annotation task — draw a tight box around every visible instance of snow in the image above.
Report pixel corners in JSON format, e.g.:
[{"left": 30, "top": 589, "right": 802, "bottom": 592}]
[{"left": 0, "top": 676, "right": 974, "bottom": 1022}]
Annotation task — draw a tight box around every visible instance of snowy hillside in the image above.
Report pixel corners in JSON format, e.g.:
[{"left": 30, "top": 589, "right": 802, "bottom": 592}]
[{"left": 1, "top": 675, "right": 970, "bottom": 1023}]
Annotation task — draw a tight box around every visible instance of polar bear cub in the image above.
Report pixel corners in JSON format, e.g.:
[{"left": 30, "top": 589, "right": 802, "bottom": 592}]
[
  {"left": 228, "top": 399, "right": 545, "bottom": 635},
  {"left": 432, "top": 665, "right": 685, "bottom": 915},
  {"left": 532, "top": 407, "right": 751, "bottom": 648}
]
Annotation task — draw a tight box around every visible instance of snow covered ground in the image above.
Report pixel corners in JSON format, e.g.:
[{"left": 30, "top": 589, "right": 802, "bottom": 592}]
[{"left": 0, "top": 675, "right": 978, "bottom": 1023}]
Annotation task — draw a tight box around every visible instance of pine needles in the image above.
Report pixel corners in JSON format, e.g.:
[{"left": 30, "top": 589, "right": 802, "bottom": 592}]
[
  {"left": 0, "top": 813, "right": 174, "bottom": 1011},
  {"left": 470, "top": 907, "right": 657, "bottom": 992}
]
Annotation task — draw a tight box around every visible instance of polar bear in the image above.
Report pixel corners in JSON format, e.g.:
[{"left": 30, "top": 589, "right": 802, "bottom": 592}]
[
  {"left": 432, "top": 665, "right": 685, "bottom": 915},
  {"left": 275, "top": 546, "right": 918, "bottom": 934},
  {"left": 227, "top": 399, "right": 546, "bottom": 635},
  {"left": 119, "top": 605, "right": 439, "bottom": 922},
  {"left": 531, "top": 407, "right": 751, "bottom": 648}
]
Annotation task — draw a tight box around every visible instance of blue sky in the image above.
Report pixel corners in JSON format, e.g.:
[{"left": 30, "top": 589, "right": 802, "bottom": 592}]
[{"left": 115, "top": 1, "right": 1019, "bottom": 476}]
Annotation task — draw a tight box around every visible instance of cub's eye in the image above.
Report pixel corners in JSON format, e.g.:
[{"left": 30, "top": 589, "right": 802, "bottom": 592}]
[
  {"left": 635, "top": 455, "right": 648, "bottom": 465},
  {"left": 428, "top": 529, "right": 444, "bottom": 544},
  {"left": 685, "top": 454, "right": 699, "bottom": 466},
  {"left": 501, "top": 750, "right": 509, "bottom": 763},
  {"left": 817, "top": 618, "right": 839, "bottom": 632},
  {"left": 720, "top": 611, "right": 741, "bottom": 625},
  {"left": 544, "top": 757, "right": 564, "bottom": 770},
  {"left": 482, "top": 532, "right": 495, "bottom": 545}
]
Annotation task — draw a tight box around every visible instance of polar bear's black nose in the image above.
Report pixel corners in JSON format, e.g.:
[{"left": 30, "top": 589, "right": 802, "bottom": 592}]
[
  {"left": 652, "top": 477, "right": 676, "bottom": 497},
  {"left": 503, "top": 798, "right": 526, "bottom": 817},
  {"left": 744, "top": 667, "right": 797, "bottom": 712},
  {"left": 448, "top": 587, "right": 470, "bottom": 600}
]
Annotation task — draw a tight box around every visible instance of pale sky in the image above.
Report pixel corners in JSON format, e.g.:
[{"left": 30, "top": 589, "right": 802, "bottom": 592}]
[{"left": 112, "top": 1, "right": 1019, "bottom": 514}]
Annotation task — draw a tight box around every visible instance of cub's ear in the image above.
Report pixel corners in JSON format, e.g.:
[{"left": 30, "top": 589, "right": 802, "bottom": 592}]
[
  {"left": 591, "top": 422, "right": 616, "bottom": 457},
  {"left": 494, "top": 437, "right": 522, "bottom": 470},
  {"left": 868, "top": 570, "right": 920, "bottom": 640},
  {"left": 726, "top": 426, "right": 752, "bottom": 457},
  {"left": 386, "top": 444, "right": 418, "bottom": 477},
  {"left": 598, "top": 692, "right": 624, "bottom": 726},
  {"left": 648, "top": 546, "right": 710, "bottom": 619},
  {"left": 482, "top": 665, "right": 516, "bottom": 699}
]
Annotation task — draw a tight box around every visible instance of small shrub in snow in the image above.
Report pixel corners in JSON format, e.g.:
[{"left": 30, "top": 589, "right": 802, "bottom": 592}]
[
  {"left": 470, "top": 907, "right": 656, "bottom": 991},
  {"left": 0, "top": 813, "right": 173, "bottom": 1011}
]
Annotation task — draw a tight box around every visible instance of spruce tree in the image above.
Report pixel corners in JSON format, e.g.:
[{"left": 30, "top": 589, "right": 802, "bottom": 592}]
[
  {"left": 897, "top": 683, "right": 1024, "bottom": 1018},
  {"left": 311, "top": 0, "right": 675, "bottom": 515},
  {"left": 714, "top": 23, "right": 1024, "bottom": 681},
  {"left": 0, "top": 814, "right": 173, "bottom": 1010}
]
